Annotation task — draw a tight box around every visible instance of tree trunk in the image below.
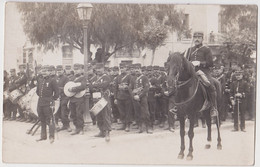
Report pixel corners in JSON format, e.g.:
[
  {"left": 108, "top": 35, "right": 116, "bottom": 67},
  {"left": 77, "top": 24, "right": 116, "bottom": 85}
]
[{"left": 150, "top": 49, "right": 156, "bottom": 66}]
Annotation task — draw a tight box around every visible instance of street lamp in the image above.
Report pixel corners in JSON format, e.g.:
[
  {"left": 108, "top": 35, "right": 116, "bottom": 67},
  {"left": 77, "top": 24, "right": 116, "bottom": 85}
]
[{"left": 77, "top": 3, "right": 93, "bottom": 123}]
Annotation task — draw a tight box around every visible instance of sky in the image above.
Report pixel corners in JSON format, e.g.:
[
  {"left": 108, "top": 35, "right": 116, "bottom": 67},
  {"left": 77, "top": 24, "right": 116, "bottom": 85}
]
[{"left": 4, "top": 2, "right": 26, "bottom": 71}]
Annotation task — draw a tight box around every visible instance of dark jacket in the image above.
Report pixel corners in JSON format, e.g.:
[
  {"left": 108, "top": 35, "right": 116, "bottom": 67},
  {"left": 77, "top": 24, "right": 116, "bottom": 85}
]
[
  {"left": 36, "top": 76, "right": 59, "bottom": 107},
  {"left": 56, "top": 74, "right": 69, "bottom": 98},
  {"left": 114, "top": 73, "right": 132, "bottom": 100},
  {"left": 130, "top": 74, "right": 150, "bottom": 98},
  {"left": 186, "top": 44, "right": 214, "bottom": 73}
]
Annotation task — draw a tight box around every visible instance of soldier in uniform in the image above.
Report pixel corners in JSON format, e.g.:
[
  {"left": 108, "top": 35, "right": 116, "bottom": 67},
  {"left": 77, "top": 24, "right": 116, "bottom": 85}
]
[
  {"left": 91, "top": 63, "right": 112, "bottom": 141},
  {"left": 7, "top": 69, "right": 19, "bottom": 120},
  {"left": 185, "top": 31, "right": 218, "bottom": 117},
  {"left": 88, "top": 64, "right": 98, "bottom": 125},
  {"left": 130, "top": 63, "right": 153, "bottom": 134},
  {"left": 109, "top": 66, "right": 120, "bottom": 123},
  {"left": 55, "top": 65, "right": 72, "bottom": 132},
  {"left": 114, "top": 63, "right": 133, "bottom": 131},
  {"left": 15, "top": 64, "right": 28, "bottom": 121},
  {"left": 68, "top": 64, "right": 86, "bottom": 135},
  {"left": 36, "top": 65, "right": 59, "bottom": 143},
  {"left": 65, "top": 65, "right": 74, "bottom": 81},
  {"left": 230, "top": 70, "right": 249, "bottom": 132}
]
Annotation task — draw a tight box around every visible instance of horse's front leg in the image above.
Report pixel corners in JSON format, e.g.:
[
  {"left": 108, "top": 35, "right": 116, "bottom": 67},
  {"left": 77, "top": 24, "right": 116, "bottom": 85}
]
[
  {"left": 216, "top": 113, "right": 222, "bottom": 150},
  {"left": 204, "top": 109, "right": 212, "bottom": 149},
  {"left": 178, "top": 116, "right": 185, "bottom": 159},
  {"left": 187, "top": 115, "right": 195, "bottom": 160}
]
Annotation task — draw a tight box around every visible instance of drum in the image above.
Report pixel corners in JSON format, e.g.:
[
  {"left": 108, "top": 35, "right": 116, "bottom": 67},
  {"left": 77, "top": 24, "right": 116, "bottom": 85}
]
[
  {"left": 17, "top": 94, "right": 28, "bottom": 110},
  {"left": 9, "top": 89, "right": 23, "bottom": 104},
  {"left": 26, "top": 87, "right": 60, "bottom": 116},
  {"left": 3, "top": 91, "right": 9, "bottom": 102},
  {"left": 28, "top": 88, "right": 39, "bottom": 117},
  {"left": 90, "top": 97, "right": 108, "bottom": 116}
]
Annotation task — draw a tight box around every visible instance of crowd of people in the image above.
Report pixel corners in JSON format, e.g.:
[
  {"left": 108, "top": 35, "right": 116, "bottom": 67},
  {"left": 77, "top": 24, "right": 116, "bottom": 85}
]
[{"left": 3, "top": 32, "right": 256, "bottom": 144}]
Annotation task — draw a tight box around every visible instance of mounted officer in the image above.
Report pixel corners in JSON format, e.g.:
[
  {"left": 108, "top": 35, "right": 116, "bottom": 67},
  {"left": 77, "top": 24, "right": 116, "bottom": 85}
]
[{"left": 184, "top": 31, "right": 218, "bottom": 117}]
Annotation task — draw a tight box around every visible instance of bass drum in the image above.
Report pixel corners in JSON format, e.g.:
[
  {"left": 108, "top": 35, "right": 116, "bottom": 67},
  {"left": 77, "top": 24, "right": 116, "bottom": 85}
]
[
  {"left": 17, "top": 94, "right": 28, "bottom": 110},
  {"left": 26, "top": 87, "right": 60, "bottom": 117},
  {"left": 26, "top": 87, "right": 39, "bottom": 117}
]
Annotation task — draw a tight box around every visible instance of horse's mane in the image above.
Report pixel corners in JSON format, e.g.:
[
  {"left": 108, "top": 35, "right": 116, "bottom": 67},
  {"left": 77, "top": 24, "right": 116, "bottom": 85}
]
[{"left": 167, "top": 52, "right": 197, "bottom": 78}]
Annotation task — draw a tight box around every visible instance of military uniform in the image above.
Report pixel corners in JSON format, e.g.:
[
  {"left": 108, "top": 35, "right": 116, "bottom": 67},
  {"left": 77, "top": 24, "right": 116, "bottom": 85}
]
[
  {"left": 230, "top": 71, "right": 249, "bottom": 131},
  {"left": 69, "top": 64, "right": 86, "bottom": 134},
  {"left": 91, "top": 63, "right": 112, "bottom": 139},
  {"left": 130, "top": 64, "right": 152, "bottom": 133},
  {"left": 114, "top": 65, "right": 133, "bottom": 131},
  {"left": 36, "top": 66, "right": 59, "bottom": 142},
  {"left": 109, "top": 67, "right": 120, "bottom": 123},
  {"left": 55, "top": 65, "right": 71, "bottom": 131},
  {"left": 8, "top": 69, "right": 19, "bottom": 120},
  {"left": 185, "top": 31, "right": 217, "bottom": 115}
]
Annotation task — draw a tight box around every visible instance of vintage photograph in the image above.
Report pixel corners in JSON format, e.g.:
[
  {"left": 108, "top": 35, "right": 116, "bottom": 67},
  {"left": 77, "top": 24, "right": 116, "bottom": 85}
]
[{"left": 2, "top": 1, "right": 257, "bottom": 166}]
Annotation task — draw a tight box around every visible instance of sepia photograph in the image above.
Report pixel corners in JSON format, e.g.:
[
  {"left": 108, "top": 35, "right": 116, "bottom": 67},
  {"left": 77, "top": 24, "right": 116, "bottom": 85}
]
[{"left": 1, "top": 0, "right": 258, "bottom": 166}]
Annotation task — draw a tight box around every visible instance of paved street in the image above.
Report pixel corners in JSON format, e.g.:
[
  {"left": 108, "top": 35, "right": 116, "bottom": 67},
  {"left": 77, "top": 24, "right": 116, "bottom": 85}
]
[{"left": 2, "top": 119, "right": 255, "bottom": 166}]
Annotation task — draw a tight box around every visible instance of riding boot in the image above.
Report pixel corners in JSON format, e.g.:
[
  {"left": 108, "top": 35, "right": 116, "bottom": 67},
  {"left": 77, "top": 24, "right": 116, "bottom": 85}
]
[{"left": 208, "top": 85, "right": 218, "bottom": 117}]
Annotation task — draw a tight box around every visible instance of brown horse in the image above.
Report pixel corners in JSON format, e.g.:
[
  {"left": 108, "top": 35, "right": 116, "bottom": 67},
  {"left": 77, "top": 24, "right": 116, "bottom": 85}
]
[{"left": 166, "top": 52, "right": 222, "bottom": 160}]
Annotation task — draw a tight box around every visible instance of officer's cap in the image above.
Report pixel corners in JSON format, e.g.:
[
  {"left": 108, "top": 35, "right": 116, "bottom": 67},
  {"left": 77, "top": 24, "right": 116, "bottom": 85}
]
[{"left": 193, "top": 31, "right": 204, "bottom": 38}]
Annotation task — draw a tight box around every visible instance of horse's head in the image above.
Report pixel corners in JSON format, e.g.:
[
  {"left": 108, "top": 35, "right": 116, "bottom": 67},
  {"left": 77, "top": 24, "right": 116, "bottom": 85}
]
[{"left": 166, "top": 52, "right": 184, "bottom": 92}]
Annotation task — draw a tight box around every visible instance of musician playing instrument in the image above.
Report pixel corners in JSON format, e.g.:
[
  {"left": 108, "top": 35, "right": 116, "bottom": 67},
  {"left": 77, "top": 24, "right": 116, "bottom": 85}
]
[
  {"left": 90, "top": 63, "right": 112, "bottom": 141},
  {"left": 36, "top": 65, "right": 59, "bottom": 143},
  {"left": 68, "top": 64, "right": 86, "bottom": 135}
]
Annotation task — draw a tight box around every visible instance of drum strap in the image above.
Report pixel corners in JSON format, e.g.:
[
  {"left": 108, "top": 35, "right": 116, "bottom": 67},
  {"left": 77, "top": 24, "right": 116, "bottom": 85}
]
[{"left": 94, "top": 74, "right": 106, "bottom": 84}]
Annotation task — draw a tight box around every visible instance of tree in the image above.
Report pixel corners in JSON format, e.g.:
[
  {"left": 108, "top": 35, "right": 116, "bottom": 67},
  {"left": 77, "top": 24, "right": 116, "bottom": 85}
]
[
  {"left": 17, "top": 3, "right": 186, "bottom": 62},
  {"left": 219, "top": 5, "right": 257, "bottom": 67}
]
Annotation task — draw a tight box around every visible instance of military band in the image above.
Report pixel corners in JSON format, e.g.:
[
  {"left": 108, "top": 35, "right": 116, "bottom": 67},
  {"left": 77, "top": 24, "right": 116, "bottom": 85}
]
[{"left": 3, "top": 32, "right": 255, "bottom": 143}]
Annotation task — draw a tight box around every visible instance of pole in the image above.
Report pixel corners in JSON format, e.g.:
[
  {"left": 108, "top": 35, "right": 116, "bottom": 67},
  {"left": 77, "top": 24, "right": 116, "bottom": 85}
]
[{"left": 83, "top": 24, "right": 92, "bottom": 124}]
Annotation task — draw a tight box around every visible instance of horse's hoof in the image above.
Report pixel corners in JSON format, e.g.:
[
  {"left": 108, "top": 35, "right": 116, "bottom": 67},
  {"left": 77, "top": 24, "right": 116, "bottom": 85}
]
[
  {"left": 217, "top": 144, "right": 222, "bottom": 150},
  {"left": 205, "top": 144, "right": 211, "bottom": 149},
  {"left": 186, "top": 155, "right": 193, "bottom": 161},
  {"left": 178, "top": 154, "right": 184, "bottom": 159}
]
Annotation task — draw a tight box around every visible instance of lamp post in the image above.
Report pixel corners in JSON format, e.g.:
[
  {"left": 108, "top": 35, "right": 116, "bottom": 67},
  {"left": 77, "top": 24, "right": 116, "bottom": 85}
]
[{"left": 77, "top": 3, "right": 93, "bottom": 123}]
